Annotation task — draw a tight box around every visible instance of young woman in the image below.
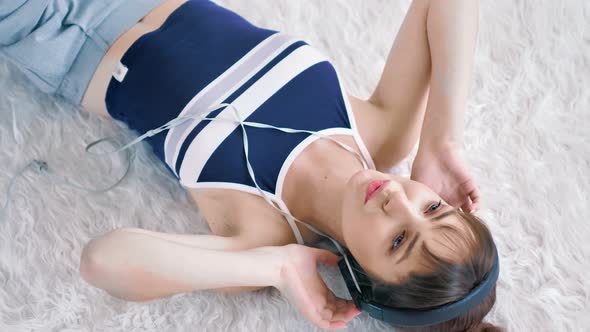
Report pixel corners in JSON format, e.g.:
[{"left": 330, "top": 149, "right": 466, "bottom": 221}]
[{"left": 1, "top": 0, "right": 501, "bottom": 330}]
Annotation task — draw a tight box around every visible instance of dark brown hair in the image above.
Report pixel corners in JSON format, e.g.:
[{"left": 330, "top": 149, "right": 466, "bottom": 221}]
[{"left": 362, "top": 210, "right": 502, "bottom": 332}]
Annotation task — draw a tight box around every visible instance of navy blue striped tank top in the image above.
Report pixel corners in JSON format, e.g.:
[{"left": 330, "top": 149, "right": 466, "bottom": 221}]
[{"left": 105, "top": 0, "right": 375, "bottom": 243}]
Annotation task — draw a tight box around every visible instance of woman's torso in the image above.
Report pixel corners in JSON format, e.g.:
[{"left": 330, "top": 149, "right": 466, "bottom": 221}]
[{"left": 82, "top": 0, "right": 394, "bottom": 244}]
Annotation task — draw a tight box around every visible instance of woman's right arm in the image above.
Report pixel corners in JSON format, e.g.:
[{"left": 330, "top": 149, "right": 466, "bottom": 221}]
[
  {"left": 108, "top": 227, "right": 243, "bottom": 251},
  {"left": 80, "top": 229, "right": 360, "bottom": 330},
  {"left": 80, "top": 228, "right": 283, "bottom": 302}
]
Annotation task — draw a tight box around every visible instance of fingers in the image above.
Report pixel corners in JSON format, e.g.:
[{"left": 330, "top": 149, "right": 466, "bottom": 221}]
[
  {"left": 313, "top": 248, "right": 340, "bottom": 267},
  {"left": 316, "top": 307, "right": 358, "bottom": 330},
  {"left": 305, "top": 297, "right": 339, "bottom": 330},
  {"left": 327, "top": 320, "right": 348, "bottom": 330},
  {"left": 460, "top": 201, "right": 473, "bottom": 214},
  {"left": 314, "top": 307, "right": 346, "bottom": 331},
  {"left": 459, "top": 179, "right": 481, "bottom": 213},
  {"left": 286, "top": 274, "right": 333, "bottom": 329},
  {"left": 295, "top": 282, "right": 348, "bottom": 330},
  {"left": 468, "top": 185, "right": 482, "bottom": 212},
  {"left": 332, "top": 299, "right": 362, "bottom": 322},
  {"left": 317, "top": 295, "right": 361, "bottom": 330},
  {"left": 322, "top": 304, "right": 361, "bottom": 330}
]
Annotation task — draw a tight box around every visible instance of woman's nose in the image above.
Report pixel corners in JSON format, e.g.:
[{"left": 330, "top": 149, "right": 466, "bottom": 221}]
[
  {"left": 383, "top": 186, "right": 410, "bottom": 213},
  {"left": 384, "top": 185, "right": 425, "bottom": 218}
]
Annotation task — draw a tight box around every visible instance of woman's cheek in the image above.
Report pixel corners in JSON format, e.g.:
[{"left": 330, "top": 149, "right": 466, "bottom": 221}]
[{"left": 358, "top": 221, "right": 380, "bottom": 259}]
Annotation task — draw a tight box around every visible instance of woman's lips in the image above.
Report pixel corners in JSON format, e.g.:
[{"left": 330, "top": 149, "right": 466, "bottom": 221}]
[{"left": 364, "top": 180, "right": 391, "bottom": 204}]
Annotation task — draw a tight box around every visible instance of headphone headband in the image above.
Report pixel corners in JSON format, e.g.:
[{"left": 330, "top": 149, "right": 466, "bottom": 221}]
[{"left": 338, "top": 246, "right": 499, "bottom": 327}]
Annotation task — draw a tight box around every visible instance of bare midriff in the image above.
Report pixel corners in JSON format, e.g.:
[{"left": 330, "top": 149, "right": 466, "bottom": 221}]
[{"left": 80, "top": 0, "right": 188, "bottom": 117}]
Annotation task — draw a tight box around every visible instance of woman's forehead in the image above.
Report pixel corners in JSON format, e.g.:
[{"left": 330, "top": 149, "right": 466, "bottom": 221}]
[{"left": 425, "top": 212, "right": 474, "bottom": 258}]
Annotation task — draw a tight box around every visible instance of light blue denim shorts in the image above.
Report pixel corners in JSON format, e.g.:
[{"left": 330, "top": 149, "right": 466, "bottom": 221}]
[{"left": 0, "top": 0, "right": 167, "bottom": 105}]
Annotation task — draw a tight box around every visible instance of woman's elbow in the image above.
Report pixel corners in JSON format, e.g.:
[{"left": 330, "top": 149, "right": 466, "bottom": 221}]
[
  {"left": 79, "top": 229, "right": 148, "bottom": 301},
  {"left": 79, "top": 236, "right": 107, "bottom": 286},
  {"left": 79, "top": 228, "right": 123, "bottom": 281}
]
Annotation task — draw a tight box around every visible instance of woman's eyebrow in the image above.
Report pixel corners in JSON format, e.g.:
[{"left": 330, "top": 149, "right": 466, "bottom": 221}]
[
  {"left": 394, "top": 209, "right": 458, "bottom": 264},
  {"left": 433, "top": 207, "right": 458, "bottom": 222},
  {"left": 396, "top": 232, "right": 420, "bottom": 264}
]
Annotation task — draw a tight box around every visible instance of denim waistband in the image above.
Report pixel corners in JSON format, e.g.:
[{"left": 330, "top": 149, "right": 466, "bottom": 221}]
[{"left": 57, "top": 0, "right": 166, "bottom": 104}]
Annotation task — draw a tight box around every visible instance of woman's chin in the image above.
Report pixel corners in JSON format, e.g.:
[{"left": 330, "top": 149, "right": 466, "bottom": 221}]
[{"left": 345, "top": 169, "right": 368, "bottom": 188}]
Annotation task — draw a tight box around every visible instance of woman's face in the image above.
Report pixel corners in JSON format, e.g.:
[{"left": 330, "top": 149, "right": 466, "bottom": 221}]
[{"left": 341, "top": 169, "right": 470, "bottom": 283}]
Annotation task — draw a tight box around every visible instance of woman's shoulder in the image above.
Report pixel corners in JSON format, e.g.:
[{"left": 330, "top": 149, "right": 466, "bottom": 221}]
[
  {"left": 346, "top": 93, "right": 418, "bottom": 170},
  {"left": 186, "top": 187, "right": 320, "bottom": 246},
  {"left": 345, "top": 93, "right": 394, "bottom": 168}
]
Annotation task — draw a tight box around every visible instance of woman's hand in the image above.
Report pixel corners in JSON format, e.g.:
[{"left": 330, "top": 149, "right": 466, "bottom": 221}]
[
  {"left": 273, "top": 244, "right": 361, "bottom": 330},
  {"left": 411, "top": 141, "right": 481, "bottom": 213}
]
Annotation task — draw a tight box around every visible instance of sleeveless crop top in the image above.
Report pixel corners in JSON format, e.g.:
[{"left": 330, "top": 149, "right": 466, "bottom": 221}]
[{"left": 105, "top": 0, "right": 376, "bottom": 244}]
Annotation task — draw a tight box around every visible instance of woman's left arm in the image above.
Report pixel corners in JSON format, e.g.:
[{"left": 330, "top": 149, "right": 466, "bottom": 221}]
[
  {"left": 416, "top": 0, "right": 479, "bottom": 148},
  {"left": 368, "top": 0, "right": 481, "bottom": 211},
  {"left": 412, "top": 0, "right": 481, "bottom": 213}
]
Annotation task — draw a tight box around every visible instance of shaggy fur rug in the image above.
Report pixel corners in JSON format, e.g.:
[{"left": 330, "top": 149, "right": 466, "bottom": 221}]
[{"left": 1, "top": 0, "right": 588, "bottom": 331}]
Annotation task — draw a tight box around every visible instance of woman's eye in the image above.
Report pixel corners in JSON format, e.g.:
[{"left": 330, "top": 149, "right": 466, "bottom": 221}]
[
  {"left": 392, "top": 231, "right": 406, "bottom": 251},
  {"left": 427, "top": 200, "right": 443, "bottom": 213}
]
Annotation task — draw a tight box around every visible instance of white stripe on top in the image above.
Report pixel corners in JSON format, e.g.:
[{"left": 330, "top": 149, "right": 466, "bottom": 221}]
[
  {"left": 163, "top": 33, "right": 299, "bottom": 176},
  {"left": 177, "top": 44, "right": 329, "bottom": 185}
]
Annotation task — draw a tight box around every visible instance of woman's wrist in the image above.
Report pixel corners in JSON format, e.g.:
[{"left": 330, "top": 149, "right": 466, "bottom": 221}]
[
  {"left": 251, "top": 245, "right": 290, "bottom": 289},
  {"left": 418, "top": 137, "right": 461, "bottom": 155}
]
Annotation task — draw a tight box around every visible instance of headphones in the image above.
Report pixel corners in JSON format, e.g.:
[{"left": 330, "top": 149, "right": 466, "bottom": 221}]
[{"left": 337, "top": 245, "right": 500, "bottom": 327}]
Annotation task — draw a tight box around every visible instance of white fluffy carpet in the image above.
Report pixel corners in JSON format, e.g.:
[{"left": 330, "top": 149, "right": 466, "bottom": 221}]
[{"left": 1, "top": 0, "right": 589, "bottom": 331}]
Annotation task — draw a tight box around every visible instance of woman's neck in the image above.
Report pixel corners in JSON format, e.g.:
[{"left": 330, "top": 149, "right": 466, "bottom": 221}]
[{"left": 283, "top": 136, "right": 366, "bottom": 245}]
